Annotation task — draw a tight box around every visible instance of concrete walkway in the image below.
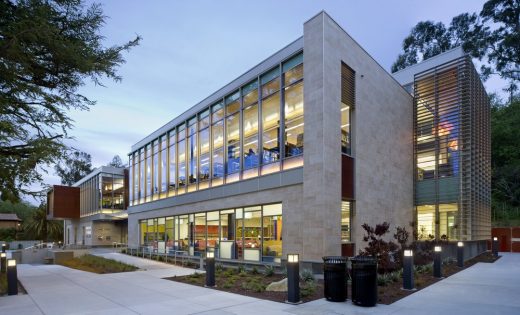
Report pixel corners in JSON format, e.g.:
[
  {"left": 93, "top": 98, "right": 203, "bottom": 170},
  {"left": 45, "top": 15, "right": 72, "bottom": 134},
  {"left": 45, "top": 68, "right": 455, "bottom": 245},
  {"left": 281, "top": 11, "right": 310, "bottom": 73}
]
[{"left": 1, "top": 252, "right": 519, "bottom": 315}]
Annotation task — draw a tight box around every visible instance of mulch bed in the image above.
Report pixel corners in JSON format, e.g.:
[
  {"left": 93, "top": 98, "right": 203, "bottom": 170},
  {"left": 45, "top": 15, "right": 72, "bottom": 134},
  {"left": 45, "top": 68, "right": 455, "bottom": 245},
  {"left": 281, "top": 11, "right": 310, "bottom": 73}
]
[
  {"left": 377, "top": 251, "right": 500, "bottom": 304},
  {"left": 164, "top": 251, "right": 499, "bottom": 305}
]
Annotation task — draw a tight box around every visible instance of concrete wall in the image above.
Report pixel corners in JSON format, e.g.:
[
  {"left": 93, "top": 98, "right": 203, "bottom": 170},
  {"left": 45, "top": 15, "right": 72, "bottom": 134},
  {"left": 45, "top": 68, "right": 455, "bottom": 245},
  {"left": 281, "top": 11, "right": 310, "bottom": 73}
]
[
  {"left": 65, "top": 219, "right": 124, "bottom": 246},
  {"left": 303, "top": 12, "right": 413, "bottom": 258}
]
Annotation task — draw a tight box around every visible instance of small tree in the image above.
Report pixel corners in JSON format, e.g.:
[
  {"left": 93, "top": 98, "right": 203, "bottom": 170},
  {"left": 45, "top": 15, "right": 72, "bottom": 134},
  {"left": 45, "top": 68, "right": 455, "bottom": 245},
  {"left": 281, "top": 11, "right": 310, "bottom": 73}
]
[
  {"left": 358, "top": 222, "right": 399, "bottom": 272},
  {"left": 54, "top": 150, "right": 93, "bottom": 186},
  {"left": 108, "top": 155, "right": 124, "bottom": 168}
]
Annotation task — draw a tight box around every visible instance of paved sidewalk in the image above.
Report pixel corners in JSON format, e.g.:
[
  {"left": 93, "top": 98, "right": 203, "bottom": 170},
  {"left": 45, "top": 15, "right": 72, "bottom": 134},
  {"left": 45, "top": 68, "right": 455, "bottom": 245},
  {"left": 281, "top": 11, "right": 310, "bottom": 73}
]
[{"left": 1, "top": 252, "right": 519, "bottom": 315}]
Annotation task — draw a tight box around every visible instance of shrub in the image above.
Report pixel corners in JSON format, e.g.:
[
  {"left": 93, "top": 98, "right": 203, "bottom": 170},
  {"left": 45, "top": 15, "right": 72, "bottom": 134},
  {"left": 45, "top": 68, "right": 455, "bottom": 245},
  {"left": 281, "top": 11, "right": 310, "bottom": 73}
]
[
  {"left": 251, "top": 266, "right": 259, "bottom": 274},
  {"left": 237, "top": 264, "right": 246, "bottom": 274},
  {"left": 377, "top": 273, "right": 393, "bottom": 286},
  {"left": 216, "top": 263, "right": 224, "bottom": 272},
  {"left": 387, "top": 270, "right": 400, "bottom": 283},
  {"left": 241, "top": 279, "right": 265, "bottom": 292},
  {"left": 263, "top": 265, "right": 275, "bottom": 277},
  {"left": 300, "top": 269, "right": 315, "bottom": 282},
  {"left": 300, "top": 279, "right": 317, "bottom": 297},
  {"left": 358, "top": 222, "right": 399, "bottom": 272},
  {"left": 222, "top": 280, "right": 233, "bottom": 289}
]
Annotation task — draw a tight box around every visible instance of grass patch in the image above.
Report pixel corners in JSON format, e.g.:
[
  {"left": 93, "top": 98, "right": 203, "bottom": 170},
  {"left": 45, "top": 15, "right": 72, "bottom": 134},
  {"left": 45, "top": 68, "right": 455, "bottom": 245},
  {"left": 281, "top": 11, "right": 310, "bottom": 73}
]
[{"left": 59, "top": 255, "right": 138, "bottom": 274}]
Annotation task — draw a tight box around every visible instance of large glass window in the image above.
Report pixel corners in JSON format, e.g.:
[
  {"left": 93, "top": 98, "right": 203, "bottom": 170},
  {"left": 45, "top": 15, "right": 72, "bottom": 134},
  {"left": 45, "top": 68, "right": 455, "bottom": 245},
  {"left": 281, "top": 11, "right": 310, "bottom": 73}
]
[
  {"left": 262, "top": 204, "right": 282, "bottom": 262},
  {"left": 207, "top": 211, "right": 219, "bottom": 254},
  {"left": 417, "top": 205, "right": 435, "bottom": 239},
  {"left": 341, "top": 63, "right": 355, "bottom": 155},
  {"left": 139, "top": 149, "right": 144, "bottom": 203},
  {"left": 101, "top": 174, "right": 113, "bottom": 209},
  {"left": 341, "top": 201, "right": 351, "bottom": 242},
  {"left": 187, "top": 118, "right": 197, "bottom": 192},
  {"left": 168, "top": 131, "right": 176, "bottom": 195},
  {"left": 177, "top": 125, "right": 186, "bottom": 194},
  {"left": 226, "top": 112, "right": 240, "bottom": 177},
  {"left": 178, "top": 215, "right": 189, "bottom": 251},
  {"left": 199, "top": 127, "right": 210, "bottom": 189},
  {"left": 262, "top": 92, "right": 280, "bottom": 165},
  {"left": 243, "top": 207, "right": 261, "bottom": 262},
  {"left": 284, "top": 81, "right": 304, "bottom": 158},
  {"left": 219, "top": 209, "right": 235, "bottom": 259},
  {"left": 113, "top": 175, "right": 124, "bottom": 209},
  {"left": 152, "top": 140, "right": 159, "bottom": 199},
  {"left": 212, "top": 120, "right": 224, "bottom": 186},
  {"left": 145, "top": 144, "right": 152, "bottom": 201},
  {"left": 194, "top": 213, "right": 206, "bottom": 256},
  {"left": 133, "top": 152, "right": 139, "bottom": 204},
  {"left": 243, "top": 104, "right": 258, "bottom": 174},
  {"left": 160, "top": 136, "right": 168, "bottom": 196}
]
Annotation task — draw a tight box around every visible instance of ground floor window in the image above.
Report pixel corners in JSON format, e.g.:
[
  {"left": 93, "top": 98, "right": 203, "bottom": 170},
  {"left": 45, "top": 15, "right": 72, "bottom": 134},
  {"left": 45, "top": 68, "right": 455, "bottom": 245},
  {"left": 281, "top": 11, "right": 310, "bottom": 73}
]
[
  {"left": 417, "top": 203, "right": 458, "bottom": 240},
  {"left": 341, "top": 201, "right": 352, "bottom": 242},
  {"left": 138, "top": 202, "right": 283, "bottom": 263}
]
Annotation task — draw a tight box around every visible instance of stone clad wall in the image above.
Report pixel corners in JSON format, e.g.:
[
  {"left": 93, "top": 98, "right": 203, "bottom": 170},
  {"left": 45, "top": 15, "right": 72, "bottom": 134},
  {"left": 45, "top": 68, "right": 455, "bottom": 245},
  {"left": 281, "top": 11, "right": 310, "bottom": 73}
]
[{"left": 303, "top": 12, "right": 414, "bottom": 260}]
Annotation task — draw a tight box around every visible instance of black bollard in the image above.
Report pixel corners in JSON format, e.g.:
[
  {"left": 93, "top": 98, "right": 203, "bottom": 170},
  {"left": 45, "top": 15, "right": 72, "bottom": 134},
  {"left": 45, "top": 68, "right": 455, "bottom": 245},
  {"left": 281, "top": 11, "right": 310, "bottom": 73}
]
[
  {"left": 7, "top": 259, "right": 18, "bottom": 295},
  {"left": 433, "top": 246, "right": 442, "bottom": 278},
  {"left": 0, "top": 252, "right": 6, "bottom": 273},
  {"left": 205, "top": 251, "right": 215, "bottom": 287},
  {"left": 286, "top": 254, "right": 301, "bottom": 304},
  {"left": 492, "top": 237, "right": 498, "bottom": 257},
  {"left": 1, "top": 243, "right": 6, "bottom": 252},
  {"left": 403, "top": 250, "right": 414, "bottom": 290},
  {"left": 457, "top": 242, "right": 464, "bottom": 268}
]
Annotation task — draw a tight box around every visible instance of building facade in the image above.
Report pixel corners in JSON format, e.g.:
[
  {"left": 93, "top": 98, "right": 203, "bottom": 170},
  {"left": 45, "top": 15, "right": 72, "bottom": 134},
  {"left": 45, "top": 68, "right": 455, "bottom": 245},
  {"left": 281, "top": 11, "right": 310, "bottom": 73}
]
[
  {"left": 126, "top": 12, "right": 419, "bottom": 266},
  {"left": 123, "top": 12, "right": 490, "bottom": 267},
  {"left": 393, "top": 48, "right": 491, "bottom": 241},
  {"left": 48, "top": 166, "right": 129, "bottom": 247}
]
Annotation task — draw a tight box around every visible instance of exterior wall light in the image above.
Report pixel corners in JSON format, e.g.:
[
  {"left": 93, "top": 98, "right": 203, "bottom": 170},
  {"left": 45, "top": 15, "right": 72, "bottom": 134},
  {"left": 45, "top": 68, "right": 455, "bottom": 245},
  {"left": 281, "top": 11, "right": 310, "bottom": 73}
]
[
  {"left": 433, "top": 246, "right": 442, "bottom": 278},
  {"left": 286, "top": 254, "right": 301, "bottom": 304},
  {"left": 403, "top": 250, "right": 414, "bottom": 290},
  {"left": 7, "top": 259, "right": 17, "bottom": 295},
  {"left": 205, "top": 251, "right": 215, "bottom": 287},
  {"left": 0, "top": 252, "right": 6, "bottom": 273},
  {"left": 457, "top": 242, "right": 464, "bottom": 268}
]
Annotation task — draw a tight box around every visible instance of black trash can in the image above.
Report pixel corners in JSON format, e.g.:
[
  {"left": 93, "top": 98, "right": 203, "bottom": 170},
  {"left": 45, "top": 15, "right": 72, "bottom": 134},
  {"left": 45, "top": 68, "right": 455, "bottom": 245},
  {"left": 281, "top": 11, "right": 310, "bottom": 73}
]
[
  {"left": 351, "top": 256, "right": 377, "bottom": 307},
  {"left": 322, "top": 256, "right": 348, "bottom": 302}
]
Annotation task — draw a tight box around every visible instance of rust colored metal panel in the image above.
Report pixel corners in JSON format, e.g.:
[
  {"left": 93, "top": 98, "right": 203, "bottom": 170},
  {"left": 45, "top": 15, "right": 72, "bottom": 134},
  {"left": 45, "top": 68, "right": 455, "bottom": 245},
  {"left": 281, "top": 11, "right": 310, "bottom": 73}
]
[
  {"left": 491, "top": 227, "right": 512, "bottom": 252},
  {"left": 341, "top": 243, "right": 355, "bottom": 257},
  {"left": 47, "top": 185, "right": 80, "bottom": 219},
  {"left": 342, "top": 155, "right": 354, "bottom": 199},
  {"left": 512, "top": 227, "right": 520, "bottom": 238}
]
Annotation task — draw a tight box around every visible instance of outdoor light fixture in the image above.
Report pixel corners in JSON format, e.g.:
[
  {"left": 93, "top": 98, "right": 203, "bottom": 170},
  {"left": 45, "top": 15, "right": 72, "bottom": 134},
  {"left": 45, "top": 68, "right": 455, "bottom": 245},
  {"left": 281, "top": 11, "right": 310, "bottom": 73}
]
[
  {"left": 457, "top": 242, "right": 464, "bottom": 268},
  {"left": 287, "top": 254, "right": 299, "bottom": 263},
  {"left": 7, "top": 259, "right": 17, "bottom": 295},
  {"left": 433, "top": 246, "right": 442, "bottom": 278},
  {"left": 492, "top": 237, "right": 499, "bottom": 257},
  {"left": 286, "top": 254, "right": 301, "bottom": 304},
  {"left": 403, "top": 250, "right": 414, "bottom": 290},
  {"left": 0, "top": 252, "right": 6, "bottom": 273},
  {"left": 205, "top": 251, "right": 215, "bottom": 287}
]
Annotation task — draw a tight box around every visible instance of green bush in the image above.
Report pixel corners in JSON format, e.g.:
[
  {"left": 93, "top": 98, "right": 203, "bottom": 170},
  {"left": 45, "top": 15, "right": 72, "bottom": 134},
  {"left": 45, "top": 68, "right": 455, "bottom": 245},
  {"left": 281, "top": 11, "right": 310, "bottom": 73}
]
[
  {"left": 237, "top": 264, "right": 246, "bottom": 274},
  {"left": 251, "top": 266, "right": 259, "bottom": 274},
  {"left": 241, "top": 279, "right": 265, "bottom": 292},
  {"left": 300, "top": 269, "right": 315, "bottom": 282},
  {"left": 300, "top": 279, "right": 317, "bottom": 298},
  {"left": 377, "top": 273, "right": 393, "bottom": 286},
  {"left": 263, "top": 265, "right": 275, "bottom": 277}
]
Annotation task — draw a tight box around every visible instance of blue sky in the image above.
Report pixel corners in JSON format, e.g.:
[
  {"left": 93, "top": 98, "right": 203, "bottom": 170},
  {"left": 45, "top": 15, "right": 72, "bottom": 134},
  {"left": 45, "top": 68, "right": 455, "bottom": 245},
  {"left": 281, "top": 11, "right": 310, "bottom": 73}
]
[{"left": 43, "top": 0, "right": 502, "bottom": 190}]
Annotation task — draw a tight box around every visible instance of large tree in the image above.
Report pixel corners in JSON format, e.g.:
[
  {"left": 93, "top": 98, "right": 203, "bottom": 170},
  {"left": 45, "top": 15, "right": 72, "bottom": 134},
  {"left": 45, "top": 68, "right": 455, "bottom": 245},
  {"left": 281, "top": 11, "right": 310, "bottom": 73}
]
[
  {"left": 54, "top": 149, "right": 93, "bottom": 186},
  {"left": 108, "top": 155, "right": 124, "bottom": 168},
  {"left": 391, "top": 0, "right": 519, "bottom": 95},
  {"left": 0, "top": 0, "right": 140, "bottom": 202}
]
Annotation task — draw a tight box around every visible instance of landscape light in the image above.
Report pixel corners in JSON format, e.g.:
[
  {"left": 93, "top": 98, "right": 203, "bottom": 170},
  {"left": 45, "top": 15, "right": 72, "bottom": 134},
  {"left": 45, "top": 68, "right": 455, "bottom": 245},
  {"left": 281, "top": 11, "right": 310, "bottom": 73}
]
[
  {"left": 404, "top": 250, "right": 413, "bottom": 257},
  {"left": 286, "top": 253, "right": 301, "bottom": 304},
  {"left": 287, "top": 254, "right": 299, "bottom": 263},
  {"left": 457, "top": 242, "right": 464, "bottom": 247}
]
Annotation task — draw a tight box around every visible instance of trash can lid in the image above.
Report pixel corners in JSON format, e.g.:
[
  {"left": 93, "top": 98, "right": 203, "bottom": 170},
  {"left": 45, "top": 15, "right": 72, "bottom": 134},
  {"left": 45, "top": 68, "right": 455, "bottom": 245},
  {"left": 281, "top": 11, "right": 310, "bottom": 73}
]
[
  {"left": 351, "top": 256, "right": 377, "bottom": 263},
  {"left": 322, "top": 256, "right": 348, "bottom": 263}
]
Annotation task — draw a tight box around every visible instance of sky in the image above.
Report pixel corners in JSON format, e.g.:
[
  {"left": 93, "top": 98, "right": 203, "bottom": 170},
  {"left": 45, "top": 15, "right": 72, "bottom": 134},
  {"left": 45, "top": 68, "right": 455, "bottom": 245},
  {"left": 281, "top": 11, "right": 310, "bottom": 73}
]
[{"left": 40, "top": 0, "right": 503, "bottom": 193}]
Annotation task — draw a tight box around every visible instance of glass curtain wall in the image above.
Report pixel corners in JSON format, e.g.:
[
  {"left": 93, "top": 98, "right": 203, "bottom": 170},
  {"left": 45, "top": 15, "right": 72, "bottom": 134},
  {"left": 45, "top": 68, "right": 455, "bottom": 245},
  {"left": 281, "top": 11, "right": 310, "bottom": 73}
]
[
  {"left": 138, "top": 203, "right": 283, "bottom": 262},
  {"left": 341, "top": 63, "right": 354, "bottom": 155},
  {"left": 129, "top": 52, "right": 303, "bottom": 205}
]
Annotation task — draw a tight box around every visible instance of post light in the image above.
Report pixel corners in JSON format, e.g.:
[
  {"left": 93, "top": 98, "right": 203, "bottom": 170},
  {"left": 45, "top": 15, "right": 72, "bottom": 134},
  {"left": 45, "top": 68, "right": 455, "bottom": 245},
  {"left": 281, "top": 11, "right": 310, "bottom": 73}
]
[
  {"left": 205, "top": 251, "right": 215, "bottom": 287},
  {"left": 433, "top": 246, "right": 442, "bottom": 278},
  {"left": 286, "top": 254, "right": 301, "bottom": 304},
  {"left": 0, "top": 252, "right": 6, "bottom": 273},
  {"left": 457, "top": 242, "right": 464, "bottom": 268},
  {"left": 1, "top": 243, "right": 6, "bottom": 252},
  {"left": 7, "top": 259, "right": 17, "bottom": 295},
  {"left": 402, "top": 250, "right": 414, "bottom": 290},
  {"left": 492, "top": 237, "right": 499, "bottom": 257}
]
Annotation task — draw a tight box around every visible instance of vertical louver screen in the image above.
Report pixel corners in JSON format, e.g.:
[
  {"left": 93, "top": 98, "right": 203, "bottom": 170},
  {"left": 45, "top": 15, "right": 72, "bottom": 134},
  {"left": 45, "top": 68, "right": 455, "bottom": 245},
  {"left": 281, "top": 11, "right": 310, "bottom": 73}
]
[{"left": 341, "top": 63, "right": 355, "bottom": 108}]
